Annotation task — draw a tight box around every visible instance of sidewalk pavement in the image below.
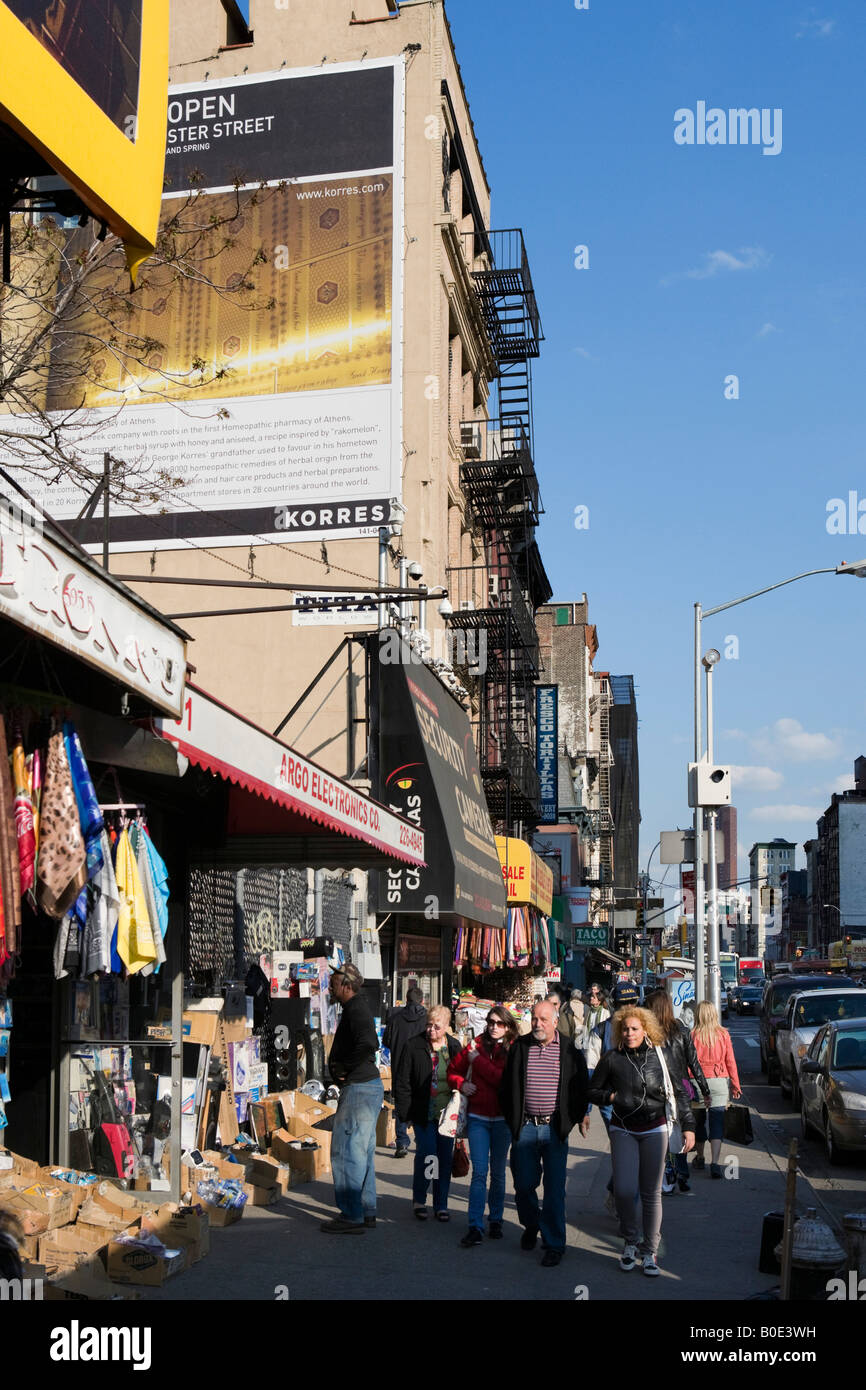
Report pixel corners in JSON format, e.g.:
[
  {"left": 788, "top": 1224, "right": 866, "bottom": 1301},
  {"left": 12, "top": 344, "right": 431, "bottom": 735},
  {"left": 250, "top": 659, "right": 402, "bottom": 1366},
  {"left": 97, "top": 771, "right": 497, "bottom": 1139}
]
[{"left": 137, "top": 1101, "right": 821, "bottom": 1302}]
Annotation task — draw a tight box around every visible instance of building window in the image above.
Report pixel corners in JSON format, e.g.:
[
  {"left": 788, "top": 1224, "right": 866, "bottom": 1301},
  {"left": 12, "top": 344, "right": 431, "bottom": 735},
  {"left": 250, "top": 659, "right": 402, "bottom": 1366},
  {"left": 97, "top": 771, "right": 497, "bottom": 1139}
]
[{"left": 555, "top": 605, "right": 571, "bottom": 626}]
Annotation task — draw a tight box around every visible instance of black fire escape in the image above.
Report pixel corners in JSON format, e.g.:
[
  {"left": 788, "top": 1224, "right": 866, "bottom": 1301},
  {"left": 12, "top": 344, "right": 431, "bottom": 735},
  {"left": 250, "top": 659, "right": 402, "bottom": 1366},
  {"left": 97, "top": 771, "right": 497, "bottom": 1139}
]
[{"left": 446, "top": 230, "right": 550, "bottom": 834}]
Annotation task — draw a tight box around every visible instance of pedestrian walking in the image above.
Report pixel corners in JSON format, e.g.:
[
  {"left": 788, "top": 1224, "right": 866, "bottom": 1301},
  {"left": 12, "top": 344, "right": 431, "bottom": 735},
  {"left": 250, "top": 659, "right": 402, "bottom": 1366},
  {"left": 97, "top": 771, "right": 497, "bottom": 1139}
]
[
  {"left": 499, "top": 997, "right": 590, "bottom": 1267},
  {"left": 690, "top": 1000, "right": 742, "bottom": 1179},
  {"left": 382, "top": 985, "right": 427, "bottom": 1157},
  {"left": 547, "top": 982, "right": 578, "bottom": 1041},
  {"left": 394, "top": 1005, "right": 461, "bottom": 1221},
  {"left": 588, "top": 1005, "right": 695, "bottom": 1277},
  {"left": 448, "top": 1005, "right": 519, "bottom": 1247},
  {"left": 645, "top": 988, "right": 711, "bottom": 1195},
  {"left": 585, "top": 979, "right": 638, "bottom": 1216},
  {"left": 580, "top": 983, "right": 610, "bottom": 1045},
  {"left": 321, "top": 963, "right": 384, "bottom": 1234}
]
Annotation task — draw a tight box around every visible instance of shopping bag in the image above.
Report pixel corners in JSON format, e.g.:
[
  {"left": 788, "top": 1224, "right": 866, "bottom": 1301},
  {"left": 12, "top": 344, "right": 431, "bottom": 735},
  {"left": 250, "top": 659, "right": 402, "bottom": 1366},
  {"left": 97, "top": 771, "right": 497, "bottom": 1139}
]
[
  {"left": 722, "top": 1102, "right": 754, "bottom": 1146},
  {"left": 452, "top": 1140, "right": 470, "bottom": 1178},
  {"left": 438, "top": 1088, "right": 467, "bottom": 1139}
]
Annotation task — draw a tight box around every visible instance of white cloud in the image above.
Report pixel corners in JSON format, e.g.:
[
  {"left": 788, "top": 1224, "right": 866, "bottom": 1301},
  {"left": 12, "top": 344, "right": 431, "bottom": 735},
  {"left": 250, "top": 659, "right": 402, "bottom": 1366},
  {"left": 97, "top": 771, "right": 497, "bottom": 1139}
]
[
  {"left": 729, "top": 765, "right": 784, "bottom": 791},
  {"left": 757, "top": 322, "right": 779, "bottom": 338},
  {"left": 573, "top": 347, "right": 595, "bottom": 360},
  {"left": 805, "top": 773, "right": 853, "bottom": 798},
  {"left": 795, "top": 16, "right": 836, "bottom": 39},
  {"left": 722, "top": 728, "right": 748, "bottom": 740},
  {"left": 750, "top": 804, "right": 822, "bottom": 824},
  {"left": 663, "top": 247, "right": 770, "bottom": 286},
  {"left": 751, "top": 718, "right": 840, "bottom": 763}
]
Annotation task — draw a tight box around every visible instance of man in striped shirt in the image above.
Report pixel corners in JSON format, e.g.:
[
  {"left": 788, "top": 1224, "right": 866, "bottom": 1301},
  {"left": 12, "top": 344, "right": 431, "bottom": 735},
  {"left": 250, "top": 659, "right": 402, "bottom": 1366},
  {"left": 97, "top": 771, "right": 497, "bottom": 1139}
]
[{"left": 499, "top": 999, "right": 590, "bottom": 1267}]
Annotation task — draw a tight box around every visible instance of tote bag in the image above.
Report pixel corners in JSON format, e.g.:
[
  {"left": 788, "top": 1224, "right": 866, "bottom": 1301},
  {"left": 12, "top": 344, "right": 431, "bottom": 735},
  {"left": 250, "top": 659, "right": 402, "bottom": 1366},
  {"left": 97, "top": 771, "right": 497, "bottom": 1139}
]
[{"left": 655, "top": 1047, "right": 685, "bottom": 1154}]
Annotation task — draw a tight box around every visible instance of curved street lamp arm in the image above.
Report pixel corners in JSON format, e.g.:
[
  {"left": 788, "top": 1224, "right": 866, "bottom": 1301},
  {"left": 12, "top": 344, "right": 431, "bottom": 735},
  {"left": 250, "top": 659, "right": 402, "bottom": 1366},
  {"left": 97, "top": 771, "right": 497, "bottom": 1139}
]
[{"left": 702, "top": 567, "right": 838, "bottom": 620}]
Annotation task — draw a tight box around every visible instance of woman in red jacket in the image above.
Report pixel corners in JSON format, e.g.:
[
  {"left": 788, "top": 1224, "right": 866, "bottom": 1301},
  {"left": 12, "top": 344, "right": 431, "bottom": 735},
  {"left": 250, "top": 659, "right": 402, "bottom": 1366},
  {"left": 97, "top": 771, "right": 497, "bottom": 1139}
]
[
  {"left": 690, "top": 1000, "right": 742, "bottom": 1179},
  {"left": 448, "top": 1005, "right": 519, "bottom": 1247}
]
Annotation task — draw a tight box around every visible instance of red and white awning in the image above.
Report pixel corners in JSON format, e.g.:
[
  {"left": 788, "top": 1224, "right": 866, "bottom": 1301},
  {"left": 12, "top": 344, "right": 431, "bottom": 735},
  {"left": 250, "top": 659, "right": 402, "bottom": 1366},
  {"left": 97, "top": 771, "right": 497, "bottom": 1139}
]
[{"left": 152, "top": 684, "right": 425, "bottom": 868}]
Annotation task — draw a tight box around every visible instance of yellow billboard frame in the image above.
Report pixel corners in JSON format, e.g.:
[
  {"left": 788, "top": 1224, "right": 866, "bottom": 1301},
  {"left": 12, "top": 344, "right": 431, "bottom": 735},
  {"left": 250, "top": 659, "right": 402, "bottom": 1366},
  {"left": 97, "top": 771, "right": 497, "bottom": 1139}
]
[{"left": 0, "top": 0, "right": 169, "bottom": 283}]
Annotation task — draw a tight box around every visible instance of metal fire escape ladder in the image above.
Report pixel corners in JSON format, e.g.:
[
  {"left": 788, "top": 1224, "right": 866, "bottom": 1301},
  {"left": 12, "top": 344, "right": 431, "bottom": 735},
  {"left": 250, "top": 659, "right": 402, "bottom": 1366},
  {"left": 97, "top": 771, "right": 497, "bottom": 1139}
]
[{"left": 597, "top": 677, "right": 615, "bottom": 906}]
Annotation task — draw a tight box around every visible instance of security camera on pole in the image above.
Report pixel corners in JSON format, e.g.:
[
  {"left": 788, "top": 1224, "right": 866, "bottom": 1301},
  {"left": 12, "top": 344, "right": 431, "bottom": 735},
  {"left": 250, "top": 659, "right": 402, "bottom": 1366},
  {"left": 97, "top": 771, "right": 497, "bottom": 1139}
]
[{"left": 688, "top": 648, "right": 731, "bottom": 1017}]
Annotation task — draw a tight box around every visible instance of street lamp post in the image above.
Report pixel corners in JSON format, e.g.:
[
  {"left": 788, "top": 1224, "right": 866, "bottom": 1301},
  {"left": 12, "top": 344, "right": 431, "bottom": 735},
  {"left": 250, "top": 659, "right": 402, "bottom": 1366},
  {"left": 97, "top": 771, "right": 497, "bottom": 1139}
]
[
  {"left": 640, "top": 840, "right": 661, "bottom": 1003},
  {"left": 822, "top": 903, "right": 842, "bottom": 957},
  {"left": 693, "top": 558, "right": 866, "bottom": 1014}
]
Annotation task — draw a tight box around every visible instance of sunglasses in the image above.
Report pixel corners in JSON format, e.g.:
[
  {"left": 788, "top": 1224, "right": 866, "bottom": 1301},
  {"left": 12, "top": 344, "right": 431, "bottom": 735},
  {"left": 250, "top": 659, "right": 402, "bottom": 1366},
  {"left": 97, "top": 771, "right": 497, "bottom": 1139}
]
[{"left": 487, "top": 1019, "right": 506, "bottom": 1028}]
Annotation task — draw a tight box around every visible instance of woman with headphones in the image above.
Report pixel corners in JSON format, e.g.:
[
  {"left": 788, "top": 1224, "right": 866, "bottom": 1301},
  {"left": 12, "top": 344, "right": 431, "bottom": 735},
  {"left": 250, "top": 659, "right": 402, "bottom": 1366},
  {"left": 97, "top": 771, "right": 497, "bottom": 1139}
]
[{"left": 587, "top": 1006, "right": 695, "bottom": 1278}]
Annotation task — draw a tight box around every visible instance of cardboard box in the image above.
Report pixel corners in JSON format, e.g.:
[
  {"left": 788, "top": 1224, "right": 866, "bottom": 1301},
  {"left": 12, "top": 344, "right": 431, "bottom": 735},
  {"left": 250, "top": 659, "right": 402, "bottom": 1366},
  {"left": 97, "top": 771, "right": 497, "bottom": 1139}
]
[
  {"left": 181, "top": 1009, "right": 220, "bottom": 1049},
  {"left": 44, "top": 1273, "right": 139, "bottom": 1301},
  {"left": 38, "top": 1169, "right": 98, "bottom": 1214},
  {"left": 141, "top": 1203, "right": 210, "bottom": 1264},
  {"left": 247, "top": 1155, "right": 293, "bottom": 1194},
  {"left": 106, "top": 1232, "right": 187, "bottom": 1285},
  {"left": 0, "top": 1186, "right": 75, "bottom": 1234},
  {"left": 200, "top": 1149, "right": 253, "bottom": 1183},
  {"left": 77, "top": 1199, "right": 142, "bottom": 1234},
  {"left": 271, "top": 1124, "right": 330, "bottom": 1181},
  {"left": 240, "top": 1180, "right": 279, "bottom": 1207},
  {"left": 203, "top": 1200, "right": 244, "bottom": 1228},
  {"left": 376, "top": 1104, "right": 396, "bottom": 1149},
  {"left": 39, "top": 1223, "right": 108, "bottom": 1270}
]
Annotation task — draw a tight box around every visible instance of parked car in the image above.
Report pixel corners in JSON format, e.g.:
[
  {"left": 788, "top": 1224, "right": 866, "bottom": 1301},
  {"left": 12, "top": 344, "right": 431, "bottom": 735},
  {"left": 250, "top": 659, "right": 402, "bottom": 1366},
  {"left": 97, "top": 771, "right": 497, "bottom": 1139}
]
[
  {"left": 800, "top": 1018, "right": 866, "bottom": 1163},
  {"left": 735, "top": 985, "right": 763, "bottom": 1016},
  {"left": 760, "top": 974, "right": 855, "bottom": 1083},
  {"left": 777, "top": 987, "right": 866, "bottom": 1106}
]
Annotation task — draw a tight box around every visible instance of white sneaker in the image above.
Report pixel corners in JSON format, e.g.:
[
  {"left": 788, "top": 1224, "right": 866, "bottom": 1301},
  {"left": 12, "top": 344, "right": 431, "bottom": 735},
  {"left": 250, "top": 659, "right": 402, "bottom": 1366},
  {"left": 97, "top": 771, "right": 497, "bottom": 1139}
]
[
  {"left": 619, "top": 1242, "right": 639, "bottom": 1271},
  {"left": 642, "top": 1254, "right": 660, "bottom": 1277},
  {"left": 604, "top": 1190, "right": 617, "bottom": 1217},
  {"left": 661, "top": 1177, "right": 676, "bottom": 1195}
]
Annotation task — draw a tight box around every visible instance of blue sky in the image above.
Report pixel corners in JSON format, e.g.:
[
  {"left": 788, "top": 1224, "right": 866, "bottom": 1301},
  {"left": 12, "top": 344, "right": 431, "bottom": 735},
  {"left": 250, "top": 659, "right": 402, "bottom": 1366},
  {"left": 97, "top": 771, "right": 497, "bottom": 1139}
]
[{"left": 444, "top": 0, "right": 866, "bottom": 898}]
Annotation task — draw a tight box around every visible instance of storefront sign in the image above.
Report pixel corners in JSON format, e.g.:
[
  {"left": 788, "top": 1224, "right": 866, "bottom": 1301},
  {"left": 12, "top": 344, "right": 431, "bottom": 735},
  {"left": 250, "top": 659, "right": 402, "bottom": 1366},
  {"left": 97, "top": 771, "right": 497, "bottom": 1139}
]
[
  {"left": 495, "top": 837, "right": 554, "bottom": 916},
  {"left": 536, "top": 686, "right": 558, "bottom": 824},
  {"left": 292, "top": 591, "right": 381, "bottom": 626},
  {"left": 376, "top": 636, "right": 506, "bottom": 927},
  {"left": 574, "top": 926, "right": 608, "bottom": 947},
  {"left": 0, "top": 526, "right": 186, "bottom": 717},
  {"left": 153, "top": 683, "right": 425, "bottom": 867},
  {"left": 397, "top": 935, "right": 441, "bottom": 971}
]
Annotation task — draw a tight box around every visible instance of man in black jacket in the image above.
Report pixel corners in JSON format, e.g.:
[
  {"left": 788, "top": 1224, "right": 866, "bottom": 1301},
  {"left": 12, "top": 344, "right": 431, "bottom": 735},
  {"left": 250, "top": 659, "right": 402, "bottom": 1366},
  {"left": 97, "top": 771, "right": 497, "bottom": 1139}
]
[
  {"left": 320, "top": 964, "right": 383, "bottom": 1235},
  {"left": 499, "top": 998, "right": 590, "bottom": 1266},
  {"left": 383, "top": 986, "right": 427, "bottom": 1157}
]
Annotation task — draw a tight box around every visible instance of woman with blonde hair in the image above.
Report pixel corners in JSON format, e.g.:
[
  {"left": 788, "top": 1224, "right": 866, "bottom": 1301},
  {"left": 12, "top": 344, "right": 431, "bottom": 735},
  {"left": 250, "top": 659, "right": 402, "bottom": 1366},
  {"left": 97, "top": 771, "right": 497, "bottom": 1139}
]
[
  {"left": 588, "top": 1005, "right": 695, "bottom": 1277},
  {"left": 690, "top": 1000, "right": 741, "bottom": 1179},
  {"left": 395, "top": 1004, "right": 461, "bottom": 1221}
]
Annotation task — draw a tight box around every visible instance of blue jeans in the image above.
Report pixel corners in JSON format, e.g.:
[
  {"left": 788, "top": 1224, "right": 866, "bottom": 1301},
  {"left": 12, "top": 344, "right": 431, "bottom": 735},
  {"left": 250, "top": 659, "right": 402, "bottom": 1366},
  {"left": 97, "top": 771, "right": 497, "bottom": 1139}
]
[
  {"left": 467, "top": 1115, "right": 511, "bottom": 1230},
  {"left": 510, "top": 1121, "right": 569, "bottom": 1253},
  {"left": 395, "top": 1117, "right": 411, "bottom": 1151},
  {"left": 412, "top": 1120, "right": 455, "bottom": 1211},
  {"left": 331, "top": 1078, "right": 384, "bottom": 1224}
]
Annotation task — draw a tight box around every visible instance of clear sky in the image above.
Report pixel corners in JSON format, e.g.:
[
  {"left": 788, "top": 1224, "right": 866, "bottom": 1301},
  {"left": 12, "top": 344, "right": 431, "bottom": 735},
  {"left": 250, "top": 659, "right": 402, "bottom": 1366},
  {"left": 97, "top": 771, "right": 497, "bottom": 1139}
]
[{"left": 444, "top": 0, "right": 866, "bottom": 902}]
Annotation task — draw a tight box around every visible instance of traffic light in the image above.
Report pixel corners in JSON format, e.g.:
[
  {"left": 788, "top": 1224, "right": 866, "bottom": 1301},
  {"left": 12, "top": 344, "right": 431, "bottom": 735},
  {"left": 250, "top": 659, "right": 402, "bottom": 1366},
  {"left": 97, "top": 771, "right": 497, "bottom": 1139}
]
[
  {"left": 845, "top": 935, "right": 852, "bottom": 945},
  {"left": 679, "top": 917, "right": 688, "bottom": 946},
  {"left": 635, "top": 904, "right": 644, "bottom": 930}
]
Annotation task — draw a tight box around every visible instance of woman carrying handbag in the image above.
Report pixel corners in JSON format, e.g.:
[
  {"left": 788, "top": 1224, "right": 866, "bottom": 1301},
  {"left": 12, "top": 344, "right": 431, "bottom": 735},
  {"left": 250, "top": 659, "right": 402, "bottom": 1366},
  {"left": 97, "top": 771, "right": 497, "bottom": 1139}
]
[
  {"left": 448, "top": 1006, "right": 519, "bottom": 1247},
  {"left": 690, "top": 1000, "right": 742, "bottom": 1179},
  {"left": 394, "top": 1005, "right": 461, "bottom": 1221}
]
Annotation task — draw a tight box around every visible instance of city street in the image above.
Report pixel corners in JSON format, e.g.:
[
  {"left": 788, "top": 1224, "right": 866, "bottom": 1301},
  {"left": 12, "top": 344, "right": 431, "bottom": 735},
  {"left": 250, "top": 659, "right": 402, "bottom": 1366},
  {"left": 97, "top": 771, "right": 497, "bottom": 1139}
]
[
  {"left": 728, "top": 1013, "right": 866, "bottom": 1230},
  {"left": 133, "top": 1031, "right": 865, "bottom": 1303}
]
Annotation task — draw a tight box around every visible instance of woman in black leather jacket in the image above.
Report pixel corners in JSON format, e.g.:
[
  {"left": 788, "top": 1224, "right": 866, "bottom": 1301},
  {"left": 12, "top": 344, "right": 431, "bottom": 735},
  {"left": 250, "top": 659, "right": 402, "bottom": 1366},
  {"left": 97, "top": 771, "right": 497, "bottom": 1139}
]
[
  {"left": 646, "top": 989, "right": 710, "bottom": 1194},
  {"left": 588, "top": 1007, "right": 695, "bottom": 1278}
]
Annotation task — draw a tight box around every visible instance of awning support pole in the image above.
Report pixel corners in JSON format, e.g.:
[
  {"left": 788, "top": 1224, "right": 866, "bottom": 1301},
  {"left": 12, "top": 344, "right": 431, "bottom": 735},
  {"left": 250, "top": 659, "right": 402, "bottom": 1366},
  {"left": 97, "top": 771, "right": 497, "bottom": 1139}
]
[{"left": 272, "top": 636, "right": 349, "bottom": 738}]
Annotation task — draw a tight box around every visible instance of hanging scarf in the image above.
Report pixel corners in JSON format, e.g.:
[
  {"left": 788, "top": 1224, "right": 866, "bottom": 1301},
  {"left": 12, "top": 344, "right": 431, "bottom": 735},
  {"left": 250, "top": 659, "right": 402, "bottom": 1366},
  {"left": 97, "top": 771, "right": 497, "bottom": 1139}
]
[
  {"left": 63, "top": 722, "right": 103, "bottom": 880},
  {"left": 82, "top": 829, "right": 118, "bottom": 977},
  {"left": 131, "top": 823, "right": 166, "bottom": 977},
  {"left": 0, "top": 717, "right": 22, "bottom": 948},
  {"left": 113, "top": 828, "right": 157, "bottom": 974},
  {"left": 10, "top": 726, "right": 35, "bottom": 897},
  {"left": 26, "top": 746, "right": 43, "bottom": 908},
  {"left": 35, "top": 731, "right": 88, "bottom": 920}
]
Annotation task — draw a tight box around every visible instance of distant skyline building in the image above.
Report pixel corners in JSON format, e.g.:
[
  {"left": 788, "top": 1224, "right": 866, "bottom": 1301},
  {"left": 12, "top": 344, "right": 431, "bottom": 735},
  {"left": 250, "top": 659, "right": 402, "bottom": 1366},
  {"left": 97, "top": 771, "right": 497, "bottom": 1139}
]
[
  {"left": 609, "top": 675, "right": 640, "bottom": 896},
  {"left": 748, "top": 837, "right": 796, "bottom": 960},
  {"left": 716, "top": 804, "right": 738, "bottom": 891}
]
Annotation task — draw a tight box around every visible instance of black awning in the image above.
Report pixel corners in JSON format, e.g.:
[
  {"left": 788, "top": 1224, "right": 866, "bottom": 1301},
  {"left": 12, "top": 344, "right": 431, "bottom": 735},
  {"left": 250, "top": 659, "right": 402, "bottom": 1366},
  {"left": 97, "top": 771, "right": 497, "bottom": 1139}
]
[{"left": 373, "top": 634, "right": 506, "bottom": 928}]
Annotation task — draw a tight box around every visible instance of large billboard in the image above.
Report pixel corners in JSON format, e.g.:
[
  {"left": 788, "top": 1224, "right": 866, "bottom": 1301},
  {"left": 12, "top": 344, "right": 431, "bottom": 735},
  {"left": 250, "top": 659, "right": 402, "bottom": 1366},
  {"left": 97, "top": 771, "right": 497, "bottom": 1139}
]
[
  {"left": 34, "top": 59, "right": 404, "bottom": 551},
  {"left": 0, "top": 0, "right": 168, "bottom": 278}
]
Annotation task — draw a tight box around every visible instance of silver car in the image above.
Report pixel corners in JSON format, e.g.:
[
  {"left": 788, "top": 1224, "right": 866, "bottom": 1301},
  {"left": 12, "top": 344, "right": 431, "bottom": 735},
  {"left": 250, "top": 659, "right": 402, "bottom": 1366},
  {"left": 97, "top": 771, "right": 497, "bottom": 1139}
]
[
  {"left": 800, "top": 1019, "right": 866, "bottom": 1163},
  {"left": 777, "top": 987, "right": 866, "bottom": 1107}
]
